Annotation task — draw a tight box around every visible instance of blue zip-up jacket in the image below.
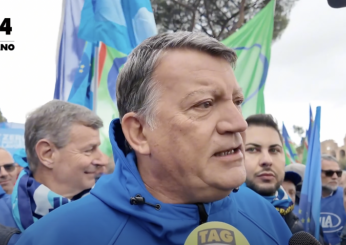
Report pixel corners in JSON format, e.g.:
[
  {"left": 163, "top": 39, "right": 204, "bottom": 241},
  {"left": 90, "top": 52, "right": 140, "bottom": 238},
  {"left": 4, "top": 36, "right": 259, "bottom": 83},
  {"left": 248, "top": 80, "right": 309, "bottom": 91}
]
[
  {"left": 0, "top": 186, "right": 21, "bottom": 245},
  {"left": 16, "top": 119, "right": 292, "bottom": 245},
  {"left": 0, "top": 186, "right": 16, "bottom": 228}
]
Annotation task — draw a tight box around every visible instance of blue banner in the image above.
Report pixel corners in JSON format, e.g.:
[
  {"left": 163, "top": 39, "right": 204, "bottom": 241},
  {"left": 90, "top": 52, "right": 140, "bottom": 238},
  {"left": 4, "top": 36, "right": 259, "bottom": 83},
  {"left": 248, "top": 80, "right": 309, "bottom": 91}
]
[{"left": 0, "top": 123, "right": 25, "bottom": 155}]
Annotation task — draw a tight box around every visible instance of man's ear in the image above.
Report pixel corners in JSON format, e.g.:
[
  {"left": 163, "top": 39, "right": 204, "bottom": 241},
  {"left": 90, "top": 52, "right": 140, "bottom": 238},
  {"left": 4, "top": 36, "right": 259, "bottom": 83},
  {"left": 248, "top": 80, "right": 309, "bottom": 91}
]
[
  {"left": 121, "top": 112, "right": 150, "bottom": 155},
  {"left": 35, "top": 139, "right": 55, "bottom": 169}
]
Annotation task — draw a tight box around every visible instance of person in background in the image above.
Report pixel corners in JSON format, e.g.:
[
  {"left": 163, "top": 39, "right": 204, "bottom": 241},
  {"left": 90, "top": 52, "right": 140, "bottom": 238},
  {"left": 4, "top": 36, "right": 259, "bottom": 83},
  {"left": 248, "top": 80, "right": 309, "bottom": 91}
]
[
  {"left": 0, "top": 185, "right": 19, "bottom": 244},
  {"left": 0, "top": 148, "right": 22, "bottom": 194},
  {"left": 320, "top": 155, "right": 346, "bottom": 245},
  {"left": 282, "top": 165, "right": 302, "bottom": 204},
  {"left": 243, "top": 114, "right": 304, "bottom": 234},
  {"left": 284, "top": 163, "right": 306, "bottom": 212},
  {"left": 0, "top": 100, "right": 106, "bottom": 245},
  {"left": 286, "top": 163, "right": 328, "bottom": 245},
  {"left": 15, "top": 31, "right": 292, "bottom": 245}
]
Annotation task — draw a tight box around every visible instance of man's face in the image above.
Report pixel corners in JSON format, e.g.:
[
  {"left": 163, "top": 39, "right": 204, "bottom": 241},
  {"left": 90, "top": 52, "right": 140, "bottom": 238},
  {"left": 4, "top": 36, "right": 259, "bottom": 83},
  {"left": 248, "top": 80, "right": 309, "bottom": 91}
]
[
  {"left": 282, "top": 180, "right": 296, "bottom": 203},
  {"left": 321, "top": 159, "right": 341, "bottom": 192},
  {"left": 244, "top": 126, "right": 285, "bottom": 196},
  {"left": 143, "top": 49, "right": 247, "bottom": 202},
  {"left": 0, "top": 149, "right": 21, "bottom": 194},
  {"left": 52, "top": 124, "right": 104, "bottom": 195}
]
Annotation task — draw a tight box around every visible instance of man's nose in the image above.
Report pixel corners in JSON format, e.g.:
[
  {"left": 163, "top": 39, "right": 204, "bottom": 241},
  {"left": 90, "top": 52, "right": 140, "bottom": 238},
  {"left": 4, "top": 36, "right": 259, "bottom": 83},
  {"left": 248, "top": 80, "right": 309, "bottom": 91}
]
[
  {"left": 92, "top": 150, "right": 108, "bottom": 167},
  {"left": 259, "top": 151, "right": 273, "bottom": 168},
  {"left": 331, "top": 172, "right": 339, "bottom": 179},
  {"left": 0, "top": 166, "right": 9, "bottom": 177},
  {"left": 217, "top": 102, "right": 248, "bottom": 134}
]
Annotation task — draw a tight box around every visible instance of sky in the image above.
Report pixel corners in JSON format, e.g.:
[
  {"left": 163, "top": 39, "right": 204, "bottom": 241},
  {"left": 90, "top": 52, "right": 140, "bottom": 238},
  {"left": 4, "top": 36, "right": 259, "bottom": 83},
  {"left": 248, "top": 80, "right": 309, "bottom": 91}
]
[{"left": 0, "top": 0, "right": 345, "bottom": 146}]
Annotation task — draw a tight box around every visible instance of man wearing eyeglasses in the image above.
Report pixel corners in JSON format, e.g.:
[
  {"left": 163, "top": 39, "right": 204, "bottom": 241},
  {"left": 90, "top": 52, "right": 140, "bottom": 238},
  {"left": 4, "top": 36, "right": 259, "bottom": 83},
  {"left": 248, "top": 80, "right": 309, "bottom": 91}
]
[
  {"left": 320, "top": 154, "right": 346, "bottom": 245},
  {"left": 0, "top": 148, "right": 22, "bottom": 194}
]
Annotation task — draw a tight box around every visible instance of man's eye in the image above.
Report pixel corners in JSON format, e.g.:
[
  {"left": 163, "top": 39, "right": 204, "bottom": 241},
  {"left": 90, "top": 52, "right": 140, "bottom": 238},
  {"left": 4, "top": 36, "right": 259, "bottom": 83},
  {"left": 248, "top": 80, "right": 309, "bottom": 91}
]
[
  {"left": 270, "top": 148, "right": 281, "bottom": 153},
  {"left": 235, "top": 99, "right": 244, "bottom": 107},
  {"left": 196, "top": 101, "right": 213, "bottom": 109}
]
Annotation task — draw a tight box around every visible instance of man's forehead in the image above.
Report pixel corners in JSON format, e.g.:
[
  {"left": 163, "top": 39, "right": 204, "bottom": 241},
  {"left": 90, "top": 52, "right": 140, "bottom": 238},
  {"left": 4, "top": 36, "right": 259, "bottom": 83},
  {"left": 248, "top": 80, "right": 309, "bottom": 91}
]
[
  {"left": 0, "top": 149, "right": 13, "bottom": 163},
  {"left": 322, "top": 159, "right": 340, "bottom": 169},
  {"left": 246, "top": 126, "right": 282, "bottom": 145}
]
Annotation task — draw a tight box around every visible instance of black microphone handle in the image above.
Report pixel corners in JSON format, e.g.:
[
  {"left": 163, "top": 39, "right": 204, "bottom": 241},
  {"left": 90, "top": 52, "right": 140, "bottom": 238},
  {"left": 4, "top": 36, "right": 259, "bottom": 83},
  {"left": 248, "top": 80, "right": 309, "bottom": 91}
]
[
  {"left": 328, "top": 0, "right": 346, "bottom": 8},
  {"left": 288, "top": 231, "right": 321, "bottom": 245}
]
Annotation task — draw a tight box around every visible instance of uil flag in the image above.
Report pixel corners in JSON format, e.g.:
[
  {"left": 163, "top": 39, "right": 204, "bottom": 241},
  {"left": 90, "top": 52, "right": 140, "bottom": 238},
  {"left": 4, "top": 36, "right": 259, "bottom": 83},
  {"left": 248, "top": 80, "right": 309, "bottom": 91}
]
[
  {"left": 78, "top": 0, "right": 157, "bottom": 156},
  {"left": 221, "top": 0, "right": 275, "bottom": 118},
  {"left": 54, "top": 0, "right": 86, "bottom": 101},
  {"left": 298, "top": 106, "right": 322, "bottom": 239}
]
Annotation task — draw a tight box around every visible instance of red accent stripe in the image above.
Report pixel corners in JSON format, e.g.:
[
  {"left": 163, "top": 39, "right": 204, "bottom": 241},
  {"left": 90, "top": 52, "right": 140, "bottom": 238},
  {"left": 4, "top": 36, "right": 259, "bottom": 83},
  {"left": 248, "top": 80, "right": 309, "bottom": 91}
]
[{"left": 98, "top": 42, "right": 107, "bottom": 87}]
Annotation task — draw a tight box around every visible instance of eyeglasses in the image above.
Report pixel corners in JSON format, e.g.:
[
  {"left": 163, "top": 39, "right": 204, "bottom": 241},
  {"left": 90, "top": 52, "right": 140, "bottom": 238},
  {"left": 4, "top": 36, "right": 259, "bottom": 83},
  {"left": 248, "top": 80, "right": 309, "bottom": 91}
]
[
  {"left": 321, "top": 169, "right": 342, "bottom": 177},
  {"left": 0, "top": 163, "right": 16, "bottom": 173}
]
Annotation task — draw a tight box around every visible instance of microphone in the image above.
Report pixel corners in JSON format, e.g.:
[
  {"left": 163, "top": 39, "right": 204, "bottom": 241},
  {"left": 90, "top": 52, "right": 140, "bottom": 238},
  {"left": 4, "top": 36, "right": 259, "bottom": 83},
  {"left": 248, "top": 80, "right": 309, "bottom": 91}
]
[
  {"left": 288, "top": 231, "right": 321, "bottom": 245},
  {"left": 327, "top": 0, "right": 346, "bottom": 8},
  {"left": 184, "top": 221, "right": 250, "bottom": 245}
]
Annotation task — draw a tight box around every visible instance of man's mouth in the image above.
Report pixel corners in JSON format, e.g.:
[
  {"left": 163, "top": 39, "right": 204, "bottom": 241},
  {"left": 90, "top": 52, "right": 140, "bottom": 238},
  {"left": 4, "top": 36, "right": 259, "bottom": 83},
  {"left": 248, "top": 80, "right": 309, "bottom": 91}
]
[
  {"left": 258, "top": 173, "right": 275, "bottom": 177},
  {"left": 214, "top": 146, "right": 241, "bottom": 157},
  {"left": 255, "top": 171, "right": 276, "bottom": 182},
  {"left": 0, "top": 179, "right": 10, "bottom": 185}
]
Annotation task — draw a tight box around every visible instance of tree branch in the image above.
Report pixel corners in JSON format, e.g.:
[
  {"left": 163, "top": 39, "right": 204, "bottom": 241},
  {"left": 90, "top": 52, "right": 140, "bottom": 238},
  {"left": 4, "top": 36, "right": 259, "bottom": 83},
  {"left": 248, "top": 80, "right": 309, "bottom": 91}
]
[
  {"left": 216, "top": 12, "right": 240, "bottom": 39},
  {"left": 232, "top": 0, "right": 246, "bottom": 31},
  {"left": 188, "top": 0, "right": 202, "bottom": 31},
  {"left": 203, "top": 0, "right": 217, "bottom": 37},
  {"left": 170, "top": 0, "right": 194, "bottom": 11}
]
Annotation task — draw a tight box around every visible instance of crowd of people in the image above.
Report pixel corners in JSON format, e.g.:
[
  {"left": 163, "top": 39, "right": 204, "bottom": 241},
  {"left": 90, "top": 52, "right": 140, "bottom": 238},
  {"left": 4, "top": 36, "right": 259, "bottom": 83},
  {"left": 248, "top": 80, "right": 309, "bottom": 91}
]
[{"left": 0, "top": 31, "right": 345, "bottom": 245}]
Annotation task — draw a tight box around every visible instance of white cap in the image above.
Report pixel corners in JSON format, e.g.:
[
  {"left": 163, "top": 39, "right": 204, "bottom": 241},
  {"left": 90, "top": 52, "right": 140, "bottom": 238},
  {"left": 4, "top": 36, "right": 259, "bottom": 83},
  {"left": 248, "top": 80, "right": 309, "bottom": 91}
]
[{"left": 285, "top": 163, "right": 306, "bottom": 181}]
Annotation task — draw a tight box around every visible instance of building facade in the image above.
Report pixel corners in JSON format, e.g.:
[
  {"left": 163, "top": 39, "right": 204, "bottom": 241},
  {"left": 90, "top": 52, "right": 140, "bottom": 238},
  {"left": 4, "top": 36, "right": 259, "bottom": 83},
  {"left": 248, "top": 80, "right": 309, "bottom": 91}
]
[{"left": 321, "top": 137, "right": 346, "bottom": 162}]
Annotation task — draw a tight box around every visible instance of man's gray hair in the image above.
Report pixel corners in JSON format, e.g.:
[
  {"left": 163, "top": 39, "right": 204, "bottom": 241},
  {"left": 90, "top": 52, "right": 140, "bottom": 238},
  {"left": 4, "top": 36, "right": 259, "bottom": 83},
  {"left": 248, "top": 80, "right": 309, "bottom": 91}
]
[
  {"left": 116, "top": 31, "right": 238, "bottom": 128},
  {"left": 25, "top": 100, "right": 103, "bottom": 173},
  {"left": 321, "top": 154, "right": 341, "bottom": 168}
]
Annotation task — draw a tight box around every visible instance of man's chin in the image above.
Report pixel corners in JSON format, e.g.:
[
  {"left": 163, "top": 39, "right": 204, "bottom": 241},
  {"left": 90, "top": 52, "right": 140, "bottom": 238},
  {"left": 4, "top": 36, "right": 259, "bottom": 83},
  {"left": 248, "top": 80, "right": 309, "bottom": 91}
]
[{"left": 246, "top": 181, "right": 278, "bottom": 196}]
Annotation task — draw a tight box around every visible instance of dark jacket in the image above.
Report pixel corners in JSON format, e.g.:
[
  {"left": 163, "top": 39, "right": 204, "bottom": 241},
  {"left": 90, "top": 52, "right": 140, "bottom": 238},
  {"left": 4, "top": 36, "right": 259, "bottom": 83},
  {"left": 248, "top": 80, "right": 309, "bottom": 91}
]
[
  {"left": 284, "top": 210, "right": 304, "bottom": 234},
  {"left": 0, "top": 224, "right": 20, "bottom": 245}
]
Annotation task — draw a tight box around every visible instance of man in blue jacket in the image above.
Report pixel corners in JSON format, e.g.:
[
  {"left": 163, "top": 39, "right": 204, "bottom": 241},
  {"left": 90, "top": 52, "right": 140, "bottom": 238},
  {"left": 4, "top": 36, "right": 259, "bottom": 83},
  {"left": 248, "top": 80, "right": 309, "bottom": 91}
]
[
  {"left": 16, "top": 31, "right": 292, "bottom": 245},
  {"left": 0, "top": 100, "right": 106, "bottom": 245},
  {"left": 0, "top": 186, "right": 20, "bottom": 245}
]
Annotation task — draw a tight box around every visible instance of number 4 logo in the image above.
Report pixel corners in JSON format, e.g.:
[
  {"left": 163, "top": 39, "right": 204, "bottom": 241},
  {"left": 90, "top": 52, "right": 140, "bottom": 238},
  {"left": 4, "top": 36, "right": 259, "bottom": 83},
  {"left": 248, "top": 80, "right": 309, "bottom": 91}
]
[{"left": 0, "top": 18, "right": 12, "bottom": 35}]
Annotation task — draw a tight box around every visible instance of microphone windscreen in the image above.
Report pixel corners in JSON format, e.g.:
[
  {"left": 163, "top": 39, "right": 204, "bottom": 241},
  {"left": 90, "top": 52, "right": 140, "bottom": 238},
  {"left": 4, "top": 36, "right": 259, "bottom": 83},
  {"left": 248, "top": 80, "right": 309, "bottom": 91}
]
[
  {"left": 288, "top": 231, "right": 321, "bottom": 245},
  {"left": 184, "top": 222, "right": 250, "bottom": 245},
  {"left": 327, "top": 0, "right": 346, "bottom": 8}
]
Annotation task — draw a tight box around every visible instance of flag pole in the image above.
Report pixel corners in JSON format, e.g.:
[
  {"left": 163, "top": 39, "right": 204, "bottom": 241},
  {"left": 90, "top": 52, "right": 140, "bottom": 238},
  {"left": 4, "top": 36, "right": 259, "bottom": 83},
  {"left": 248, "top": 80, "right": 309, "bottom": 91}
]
[{"left": 93, "top": 42, "right": 99, "bottom": 113}]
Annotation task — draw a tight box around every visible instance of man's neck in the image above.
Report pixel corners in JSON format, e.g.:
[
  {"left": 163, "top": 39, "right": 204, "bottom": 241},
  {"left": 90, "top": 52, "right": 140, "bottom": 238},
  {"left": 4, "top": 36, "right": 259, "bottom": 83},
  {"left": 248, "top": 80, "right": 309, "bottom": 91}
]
[
  {"left": 322, "top": 188, "right": 334, "bottom": 198},
  {"left": 33, "top": 169, "right": 77, "bottom": 200},
  {"left": 137, "top": 161, "right": 187, "bottom": 204}
]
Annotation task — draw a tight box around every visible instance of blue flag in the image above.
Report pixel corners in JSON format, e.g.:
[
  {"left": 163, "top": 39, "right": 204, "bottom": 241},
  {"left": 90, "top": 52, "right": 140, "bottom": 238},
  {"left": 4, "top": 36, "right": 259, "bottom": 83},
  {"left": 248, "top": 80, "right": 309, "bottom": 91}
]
[
  {"left": 54, "top": 0, "right": 86, "bottom": 101},
  {"left": 282, "top": 123, "right": 298, "bottom": 160},
  {"left": 78, "top": 0, "right": 157, "bottom": 55},
  {"left": 298, "top": 106, "right": 322, "bottom": 239},
  {"left": 307, "top": 105, "right": 314, "bottom": 145},
  {"left": 67, "top": 41, "right": 95, "bottom": 110}
]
